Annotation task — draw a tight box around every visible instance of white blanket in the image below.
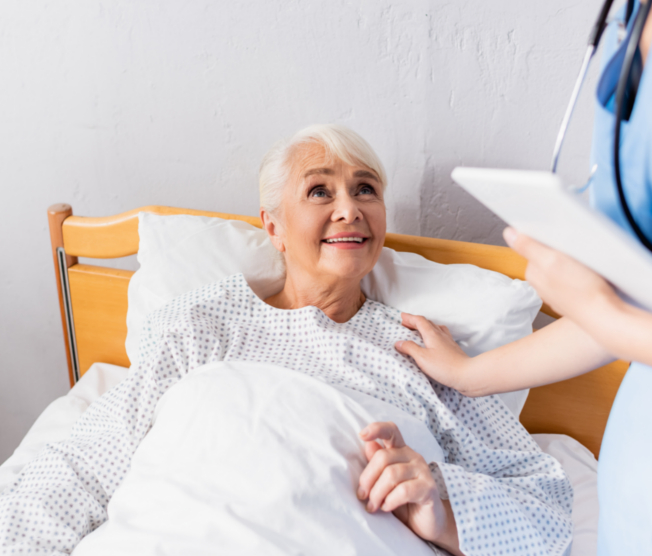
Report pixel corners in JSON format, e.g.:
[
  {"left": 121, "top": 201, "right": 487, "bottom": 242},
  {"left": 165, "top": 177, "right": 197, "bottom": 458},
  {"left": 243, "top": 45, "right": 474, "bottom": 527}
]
[
  {"left": 73, "top": 362, "right": 445, "bottom": 555},
  {"left": 1, "top": 363, "right": 599, "bottom": 556},
  {"left": 1, "top": 274, "right": 571, "bottom": 555}
]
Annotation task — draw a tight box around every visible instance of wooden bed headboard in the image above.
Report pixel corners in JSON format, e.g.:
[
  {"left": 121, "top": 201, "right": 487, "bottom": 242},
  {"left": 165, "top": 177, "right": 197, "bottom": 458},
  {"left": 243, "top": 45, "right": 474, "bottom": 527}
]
[{"left": 47, "top": 203, "right": 628, "bottom": 458}]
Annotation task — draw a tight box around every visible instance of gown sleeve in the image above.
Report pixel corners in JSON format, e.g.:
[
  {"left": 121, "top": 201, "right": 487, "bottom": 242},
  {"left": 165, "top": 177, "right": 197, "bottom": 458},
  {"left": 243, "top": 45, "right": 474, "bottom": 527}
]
[
  {"left": 0, "top": 288, "right": 227, "bottom": 555},
  {"left": 427, "top": 382, "right": 573, "bottom": 556}
]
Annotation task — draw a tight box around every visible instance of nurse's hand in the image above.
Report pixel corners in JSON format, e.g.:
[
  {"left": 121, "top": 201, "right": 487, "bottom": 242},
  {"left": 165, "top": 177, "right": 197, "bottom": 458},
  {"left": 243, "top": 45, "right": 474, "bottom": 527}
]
[
  {"left": 357, "top": 422, "right": 462, "bottom": 555},
  {"left": 503, "top": 227, "right": 652, "bottom": 366},
  {"left": 502, "top": 227, "right": 617, "bottom": 322},
  {"left": 394, "top": 314, "right": 471, "bottom": 392}
]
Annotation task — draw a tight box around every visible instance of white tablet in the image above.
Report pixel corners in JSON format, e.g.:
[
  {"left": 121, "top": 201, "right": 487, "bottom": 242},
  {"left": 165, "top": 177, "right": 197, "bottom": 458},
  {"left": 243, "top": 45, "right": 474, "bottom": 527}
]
[{"left": 451, "top": 167, "right": 652, "bottom": 311}]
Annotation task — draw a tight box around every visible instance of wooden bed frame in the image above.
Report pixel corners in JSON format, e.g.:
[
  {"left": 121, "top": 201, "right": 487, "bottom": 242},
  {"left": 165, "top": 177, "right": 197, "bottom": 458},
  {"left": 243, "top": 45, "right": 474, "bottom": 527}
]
[{"left": 47, "top": 203, "right": 628, "bottom": 458}]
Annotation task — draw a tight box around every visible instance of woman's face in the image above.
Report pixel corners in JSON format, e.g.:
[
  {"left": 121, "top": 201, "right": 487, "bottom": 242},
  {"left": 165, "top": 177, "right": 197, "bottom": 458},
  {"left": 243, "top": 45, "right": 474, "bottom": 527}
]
[{"left": 262, "top": 143, "right": 386, "bottom": 285}]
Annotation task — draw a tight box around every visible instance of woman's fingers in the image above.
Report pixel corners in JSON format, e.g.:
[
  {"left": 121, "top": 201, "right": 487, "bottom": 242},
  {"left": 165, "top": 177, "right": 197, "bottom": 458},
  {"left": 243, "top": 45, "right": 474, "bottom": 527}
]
[
  {"left": 363, "top": 438, "right": 383, "bottom": 463},
  {"left": 366, "top": 462, "right": 418, "bottom": 512},
  {"left": 359, "top": 421, "right": 406, "bottom": 449},
  {"left": 357, "top": 449, "right": 409, "bottom": 501},
  {"left": 357, "top": 425, "right": 410, "bottom": 501},
  {"left": 356, "top": 422, "right": 443, "bottom": 543},
  {"left": 380, "top": 478, "right": 436, "bottom": 513}
]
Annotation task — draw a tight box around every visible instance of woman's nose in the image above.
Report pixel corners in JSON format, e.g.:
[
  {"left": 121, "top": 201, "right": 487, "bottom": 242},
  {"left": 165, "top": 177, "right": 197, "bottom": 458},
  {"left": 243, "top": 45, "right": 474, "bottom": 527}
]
[{"left": 331, "top": 194, "right": 363, "bottom": 223}]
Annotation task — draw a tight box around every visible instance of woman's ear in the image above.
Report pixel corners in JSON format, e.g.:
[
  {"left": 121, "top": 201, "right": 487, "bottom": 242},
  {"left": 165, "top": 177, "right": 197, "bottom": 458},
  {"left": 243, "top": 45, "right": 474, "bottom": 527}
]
[{"left": 260, "top": 208, "right": 286, "bottom": 253}]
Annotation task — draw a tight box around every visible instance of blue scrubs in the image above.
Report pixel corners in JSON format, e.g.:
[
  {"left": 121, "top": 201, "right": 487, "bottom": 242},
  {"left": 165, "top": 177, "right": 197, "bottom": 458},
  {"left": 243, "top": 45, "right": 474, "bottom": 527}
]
[{"left": 589, "top": 3, "right": 652, "bottom": 554}]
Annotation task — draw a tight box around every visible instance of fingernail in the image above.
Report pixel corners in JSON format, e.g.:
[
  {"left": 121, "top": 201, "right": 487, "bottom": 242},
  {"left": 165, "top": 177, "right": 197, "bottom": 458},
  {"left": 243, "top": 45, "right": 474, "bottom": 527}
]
[
  {"left": 359, "top": 427, "right": 369, "bottom": 437},
  {"left": 503, "top": 227, "right": 517, "bottom": 246},
  {"left": 366, "top": 502, "right": 375, "bottom": 513},
  {"left": 395, "top": 341, "right": 403, "bottom": 350},
  {"left": 357, "top": 488, "right": 366, "bottom": 500}
]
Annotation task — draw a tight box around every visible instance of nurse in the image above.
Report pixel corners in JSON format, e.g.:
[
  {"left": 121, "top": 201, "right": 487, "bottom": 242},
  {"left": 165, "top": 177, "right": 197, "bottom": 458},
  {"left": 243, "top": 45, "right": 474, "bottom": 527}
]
[{"left": 394, "top": 1, "right": 652, "bottom": 553}]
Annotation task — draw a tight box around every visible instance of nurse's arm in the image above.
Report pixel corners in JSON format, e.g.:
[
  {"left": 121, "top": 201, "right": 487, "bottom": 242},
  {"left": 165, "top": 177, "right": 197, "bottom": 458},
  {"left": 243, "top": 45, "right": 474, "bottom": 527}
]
[
  {"left": 395, "top": 314, "right": 614, "bottom": 398},
  {"left": 571, "top": 287, "right": 652, "bottom": 367},
  {"left": 505, "top": 229, "right": 652, "bottom": 367}
]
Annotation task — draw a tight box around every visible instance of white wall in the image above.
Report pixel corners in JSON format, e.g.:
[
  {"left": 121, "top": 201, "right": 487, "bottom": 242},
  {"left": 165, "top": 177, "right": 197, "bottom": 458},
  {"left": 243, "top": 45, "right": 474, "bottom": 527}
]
[{"left": 0, "top": 0, "right": 603, "bottom": 461}]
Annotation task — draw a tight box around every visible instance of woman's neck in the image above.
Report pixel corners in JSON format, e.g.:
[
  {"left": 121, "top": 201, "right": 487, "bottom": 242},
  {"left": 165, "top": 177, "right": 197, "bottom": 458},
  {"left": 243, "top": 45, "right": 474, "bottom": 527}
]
[{"left": 265, "top": 271, "right": 366, "bottom": 323}]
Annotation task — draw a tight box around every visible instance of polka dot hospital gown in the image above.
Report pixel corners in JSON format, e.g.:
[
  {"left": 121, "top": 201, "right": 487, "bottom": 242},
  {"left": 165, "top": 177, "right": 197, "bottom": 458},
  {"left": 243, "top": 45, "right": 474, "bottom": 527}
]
[{"left": 0, "top": 274, "right": 572, "bottom": 555}]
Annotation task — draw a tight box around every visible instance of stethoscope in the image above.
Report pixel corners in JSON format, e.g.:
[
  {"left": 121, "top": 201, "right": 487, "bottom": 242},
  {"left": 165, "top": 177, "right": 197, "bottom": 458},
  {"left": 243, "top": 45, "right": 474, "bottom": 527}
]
[{"left": 551, "top": 0, "right": 652, "bottom": 252}]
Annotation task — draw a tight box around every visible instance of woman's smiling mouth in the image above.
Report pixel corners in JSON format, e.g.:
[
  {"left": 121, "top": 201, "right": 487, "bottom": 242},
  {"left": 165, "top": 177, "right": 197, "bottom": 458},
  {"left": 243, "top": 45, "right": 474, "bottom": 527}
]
[
  {"left": 322, "top": 233, "right": 370, "bottom": 249},
  {"left": 324, "top": 237, "right": 366, "bottom": 243}
]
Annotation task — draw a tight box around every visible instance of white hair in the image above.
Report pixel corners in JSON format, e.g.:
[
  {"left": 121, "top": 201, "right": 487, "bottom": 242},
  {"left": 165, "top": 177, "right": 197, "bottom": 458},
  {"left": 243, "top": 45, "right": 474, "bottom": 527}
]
[{"left": 259, "top": 124, "right": 387, "bottom": 215}]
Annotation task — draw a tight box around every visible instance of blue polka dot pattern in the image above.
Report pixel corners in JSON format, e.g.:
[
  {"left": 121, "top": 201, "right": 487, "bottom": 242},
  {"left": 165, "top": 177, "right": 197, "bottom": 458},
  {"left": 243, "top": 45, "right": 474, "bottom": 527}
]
[{"left": 0, "top": 274, "right": 572, "bottom": 555}]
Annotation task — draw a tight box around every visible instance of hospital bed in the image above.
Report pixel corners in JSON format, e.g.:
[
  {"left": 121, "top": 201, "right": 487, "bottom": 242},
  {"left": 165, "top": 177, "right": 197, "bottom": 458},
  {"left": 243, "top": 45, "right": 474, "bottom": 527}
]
[{"left": 3, "top": 203, "right": 627, "bottom": 554}]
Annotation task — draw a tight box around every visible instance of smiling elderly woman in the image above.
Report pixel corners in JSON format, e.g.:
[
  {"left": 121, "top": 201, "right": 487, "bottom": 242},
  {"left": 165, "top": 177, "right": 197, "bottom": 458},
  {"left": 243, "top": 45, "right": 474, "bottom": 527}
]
[
  {"left": 259, "top": 126, "right": 387, "bottom": 323},
  {"left": 0, "top": 125, "right": 572, "bottom": 556}
]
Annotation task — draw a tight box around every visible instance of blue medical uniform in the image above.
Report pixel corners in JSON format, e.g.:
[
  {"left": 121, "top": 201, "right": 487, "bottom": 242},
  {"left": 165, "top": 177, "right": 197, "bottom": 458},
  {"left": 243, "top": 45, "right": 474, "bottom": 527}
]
[{"left": 590, "top": 3, "right": 652, "bottom": 554}]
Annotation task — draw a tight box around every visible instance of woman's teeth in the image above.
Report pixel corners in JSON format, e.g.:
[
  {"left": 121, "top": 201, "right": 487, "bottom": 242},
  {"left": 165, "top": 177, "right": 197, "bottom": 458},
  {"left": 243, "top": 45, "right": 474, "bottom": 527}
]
[{"left": 324, "top": 237, "right": 365, "bottom": 243}]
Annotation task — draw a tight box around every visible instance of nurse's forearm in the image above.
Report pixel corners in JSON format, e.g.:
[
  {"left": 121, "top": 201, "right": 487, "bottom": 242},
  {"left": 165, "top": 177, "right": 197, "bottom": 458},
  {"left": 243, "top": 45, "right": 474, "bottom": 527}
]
[
  {"left": 458, "top": 317, "right": 614, "bottom": 397},
  {"left": 569, "top": 291, "right": 652, "bottom": 367}
]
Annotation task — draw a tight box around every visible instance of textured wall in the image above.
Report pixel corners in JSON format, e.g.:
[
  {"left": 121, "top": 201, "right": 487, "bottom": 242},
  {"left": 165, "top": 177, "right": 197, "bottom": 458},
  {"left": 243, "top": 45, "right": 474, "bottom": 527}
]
[{"left": 0, "top": 0, "right": 603, "bottom": 461}]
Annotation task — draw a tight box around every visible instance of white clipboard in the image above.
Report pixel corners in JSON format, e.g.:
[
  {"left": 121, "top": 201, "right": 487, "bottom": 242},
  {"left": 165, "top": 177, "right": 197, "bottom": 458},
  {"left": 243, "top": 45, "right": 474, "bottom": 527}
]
[{"left": 451, "top": 167, "right": 652, "bottom": 312}]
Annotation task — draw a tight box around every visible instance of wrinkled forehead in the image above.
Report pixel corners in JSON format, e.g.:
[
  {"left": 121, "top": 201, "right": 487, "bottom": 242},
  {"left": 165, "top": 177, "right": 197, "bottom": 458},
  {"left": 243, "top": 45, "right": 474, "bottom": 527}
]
[{"left": 287, "top": 142, "right": 380, "bottom": 185}]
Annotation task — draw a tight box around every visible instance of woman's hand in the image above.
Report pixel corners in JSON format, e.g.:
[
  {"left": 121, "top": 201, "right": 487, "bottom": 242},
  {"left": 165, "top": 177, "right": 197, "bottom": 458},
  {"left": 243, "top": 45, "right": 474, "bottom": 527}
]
[
  {"left": 394, "top": 313, "right": 471, "bottom": 392},
  {"left": 503, "top": 227, "right": 618, "bottom": 321},
  {"left": 357, "top": 422, "right": 463, "bottom": 555}
]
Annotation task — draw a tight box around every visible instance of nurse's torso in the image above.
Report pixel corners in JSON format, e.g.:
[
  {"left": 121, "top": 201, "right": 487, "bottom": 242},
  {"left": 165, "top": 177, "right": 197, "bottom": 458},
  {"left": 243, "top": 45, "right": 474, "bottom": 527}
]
[{"left": 591, "top": 5, "right": 652, "bottom": 554}]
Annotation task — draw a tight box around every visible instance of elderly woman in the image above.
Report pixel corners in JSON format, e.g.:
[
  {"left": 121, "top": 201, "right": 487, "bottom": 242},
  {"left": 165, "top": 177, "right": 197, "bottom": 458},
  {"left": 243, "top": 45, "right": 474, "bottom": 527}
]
[{"left": 0, "top": 125, "right": 572, "bottom": 556}]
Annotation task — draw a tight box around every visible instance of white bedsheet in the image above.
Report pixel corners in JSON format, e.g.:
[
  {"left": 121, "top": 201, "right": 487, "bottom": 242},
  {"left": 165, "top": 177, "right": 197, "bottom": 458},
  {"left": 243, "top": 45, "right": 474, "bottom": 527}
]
[
  {"left": 0, "top": 363, "right": 129, "bottom": 493},
  {"left": 0, "top": 362, "right": 599, "bottom": 556}
]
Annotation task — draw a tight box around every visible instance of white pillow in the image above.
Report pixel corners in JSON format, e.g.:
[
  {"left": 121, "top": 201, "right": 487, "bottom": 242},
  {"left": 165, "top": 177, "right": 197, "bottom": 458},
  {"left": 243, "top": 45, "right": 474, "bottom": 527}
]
[
  {"left": 362, "top": 248, "right": 541, "bottom": 358},
  {"left": 361, "top": 248, "right": 541, "bottom": 417},
  {"left": 126, "top": 212, "right": 541, "bottom": 416},
  {"left": 126, "top": 213, "right": 286, "bottom": 365}
]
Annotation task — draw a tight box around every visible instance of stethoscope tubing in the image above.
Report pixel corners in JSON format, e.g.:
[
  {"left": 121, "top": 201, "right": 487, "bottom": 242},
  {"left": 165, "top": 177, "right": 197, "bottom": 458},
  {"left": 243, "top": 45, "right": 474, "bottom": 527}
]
[
  {"left": 550, "top": 0, "right": 616, "bottom": 173},
  {"left": 552, "top": 0, "right": 652, "bottom": 252},
  {"left": 613, "top": 0, "right": 652, "bottom": 252}
]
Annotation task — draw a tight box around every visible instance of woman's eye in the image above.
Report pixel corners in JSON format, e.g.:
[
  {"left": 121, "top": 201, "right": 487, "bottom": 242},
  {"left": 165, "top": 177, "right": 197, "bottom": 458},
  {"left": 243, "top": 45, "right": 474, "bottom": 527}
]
[
  {"left": 310, "top": 186, "right": 328, "bottom": 198},
  {"left": 359, "top": 184, "right": 376, "bottom": 195}
]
